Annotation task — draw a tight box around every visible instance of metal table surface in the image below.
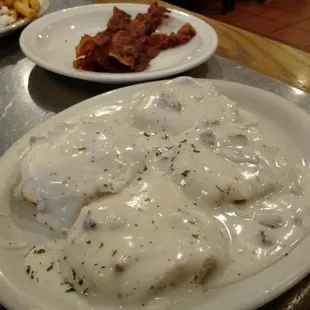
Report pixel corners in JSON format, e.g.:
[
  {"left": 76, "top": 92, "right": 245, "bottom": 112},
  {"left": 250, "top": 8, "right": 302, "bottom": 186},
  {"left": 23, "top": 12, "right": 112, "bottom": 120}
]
[{"left": 1, "top": 0, "right": 310, "bottom": 309}]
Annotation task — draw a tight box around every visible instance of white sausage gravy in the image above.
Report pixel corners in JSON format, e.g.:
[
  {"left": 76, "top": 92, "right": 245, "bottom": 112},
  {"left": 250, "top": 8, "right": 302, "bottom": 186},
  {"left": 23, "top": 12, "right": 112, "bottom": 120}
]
[{"left": 17, "top": 77, "right": 310, "bottom": 309}]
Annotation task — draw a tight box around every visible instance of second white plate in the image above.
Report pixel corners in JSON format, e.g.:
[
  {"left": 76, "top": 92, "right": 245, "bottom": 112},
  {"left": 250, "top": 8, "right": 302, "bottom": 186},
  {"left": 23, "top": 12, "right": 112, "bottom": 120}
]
[
  {"left": 1, "top": 79, "right": 310, "bottom": 310},
  {"left": 19, "top": 3, "right": 218, "bottom": 83}
]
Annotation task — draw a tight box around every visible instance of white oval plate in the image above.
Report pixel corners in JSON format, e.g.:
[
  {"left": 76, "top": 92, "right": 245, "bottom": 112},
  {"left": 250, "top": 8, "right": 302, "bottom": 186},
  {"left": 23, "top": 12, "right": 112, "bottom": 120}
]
[
  {"left": 1, "top": 79, "right": 310, "bottom": 310},
  {"left": 0, "top": 0, "right": 50, "bottom": 38},
  {"left": 19, "top": 4, "right": 218, "bottom": 84}
]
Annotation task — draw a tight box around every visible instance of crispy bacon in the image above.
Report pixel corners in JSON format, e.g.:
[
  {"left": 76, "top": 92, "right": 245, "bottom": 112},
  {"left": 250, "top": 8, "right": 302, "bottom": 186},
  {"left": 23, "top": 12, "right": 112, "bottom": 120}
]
[
  {"left": 75, "top": 35, "right": 98, "bottom": 58},
  {"left": 73, "top": 2, "right": 196, "bottom": 73},
  {"left": 147, "top": 23, "right": 197, "bottom": 50},
  {"left": 107, "top": 6, "right": 132, "bottom": 32}
]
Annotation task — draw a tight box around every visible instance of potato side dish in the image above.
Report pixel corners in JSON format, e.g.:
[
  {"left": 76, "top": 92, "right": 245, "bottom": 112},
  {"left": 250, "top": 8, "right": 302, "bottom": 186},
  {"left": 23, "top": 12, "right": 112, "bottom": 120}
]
[{"left": 0, "top": 0, "right": 40, "bottom": 26}]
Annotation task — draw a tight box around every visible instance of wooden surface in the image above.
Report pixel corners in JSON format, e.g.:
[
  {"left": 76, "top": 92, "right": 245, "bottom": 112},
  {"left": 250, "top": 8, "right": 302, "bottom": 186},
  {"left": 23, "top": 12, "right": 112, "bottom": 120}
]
[{"left": 95, "top": 0, "right": 310, "bottom": 93}]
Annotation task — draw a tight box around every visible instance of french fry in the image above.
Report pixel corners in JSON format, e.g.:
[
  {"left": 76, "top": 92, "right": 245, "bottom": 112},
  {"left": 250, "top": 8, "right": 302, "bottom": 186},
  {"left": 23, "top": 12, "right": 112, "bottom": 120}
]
[
  {"left": 4, "top": 0, "right": 15, "bottom": 6},
  {"left": 1, "top": 0, "right": 41, "bottom": 23},
  {"left": 29, "top": 0, "right": 40, "bottom": 12},
  {"left": 13, "top": 0, "right": 37, "bottom": 19},
  {"left": 20, "top": 0, "right": 29, "bottom": 7},
  {"left": 8, "top": 9, "right": 18, "bottom": 21}
]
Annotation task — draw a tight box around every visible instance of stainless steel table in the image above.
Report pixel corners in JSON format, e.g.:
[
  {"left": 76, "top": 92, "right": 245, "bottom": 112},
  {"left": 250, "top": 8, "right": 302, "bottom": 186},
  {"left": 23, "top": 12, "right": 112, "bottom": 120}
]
[{"left": 1, "top": 0, "right": 310, "bottom": 309}]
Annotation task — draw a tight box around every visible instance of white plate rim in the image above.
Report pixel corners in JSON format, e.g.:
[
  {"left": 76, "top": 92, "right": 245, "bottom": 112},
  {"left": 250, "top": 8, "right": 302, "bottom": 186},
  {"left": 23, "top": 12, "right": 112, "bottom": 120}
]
[
  {"left": 0, "top": 0, "right": 50, "bottom": 37},
  {"left": 19, "top": 3, "right": 218, "bottom": 83},
  {"left": 1, "top": 79, "right": 310, "bottom": 310}
]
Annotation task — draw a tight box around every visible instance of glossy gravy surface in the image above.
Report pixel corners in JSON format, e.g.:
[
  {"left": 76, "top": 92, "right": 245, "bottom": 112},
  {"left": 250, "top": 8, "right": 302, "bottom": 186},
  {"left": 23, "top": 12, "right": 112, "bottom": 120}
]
[{"left": 17, "top": 77, "right": 310, "bottom": 309}]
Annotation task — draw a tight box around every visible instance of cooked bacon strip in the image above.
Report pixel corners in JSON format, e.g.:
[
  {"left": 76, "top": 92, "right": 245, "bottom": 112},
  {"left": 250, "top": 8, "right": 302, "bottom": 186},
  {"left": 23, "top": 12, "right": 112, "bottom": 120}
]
[
  {"left": 107, "top": 6, "right": 132, "bottom": 32},
  {"left": 135, "top": 23, "right": 196, "bottom": 72},
  {"left": 74, "top": 7, "right": 132, "bottom": 68},
  {"left": 75, "top": 7, "right": 131, "bottom": 59},
  {"left": 107, "top": 2, "right": 169, "bottom": 69},
  {"left": 73, "top": 2, "right": 196, "bottom": 73},
  {"left": 75, "top": 35, "right": 98, "bottom": 58},
  {"left": 147, "top": 23, "right": 196, "bottom": 51},
  {"left": 145, "top": 1, "right": 170, "bottom": 34}
]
